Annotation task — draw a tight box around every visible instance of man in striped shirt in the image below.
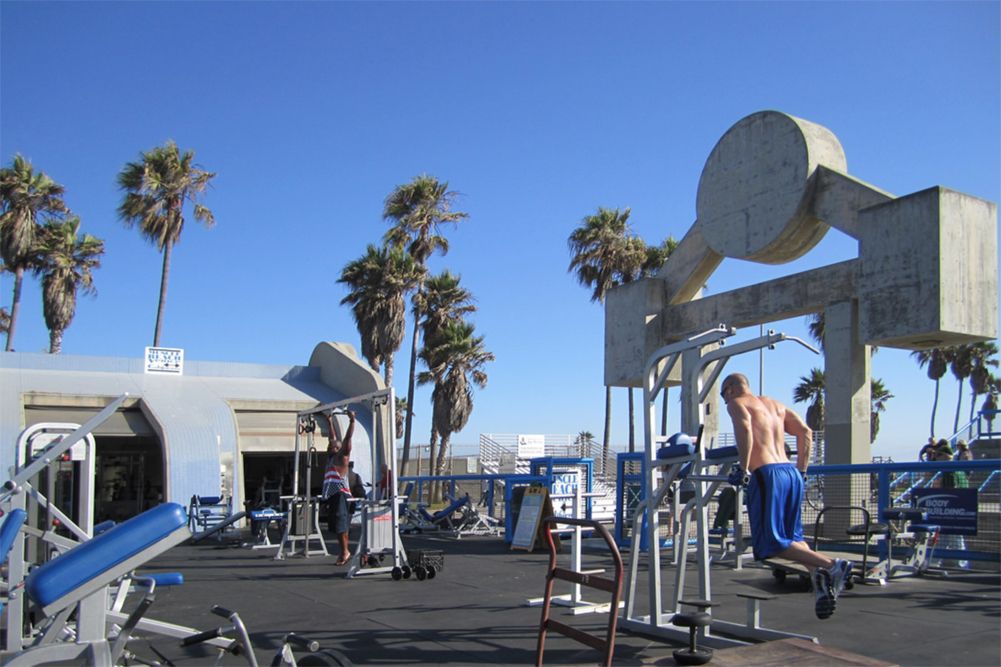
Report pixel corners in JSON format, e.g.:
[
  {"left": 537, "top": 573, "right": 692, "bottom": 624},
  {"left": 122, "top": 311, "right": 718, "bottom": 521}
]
[{"left": 323, "top": 410, "right": 356, "bottom": 565}]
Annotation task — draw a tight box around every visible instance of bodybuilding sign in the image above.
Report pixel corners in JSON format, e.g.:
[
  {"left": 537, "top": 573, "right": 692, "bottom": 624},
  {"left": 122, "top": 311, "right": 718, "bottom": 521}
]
[{"left": 912, "top": 489, "right": 978, "bottom": 536}]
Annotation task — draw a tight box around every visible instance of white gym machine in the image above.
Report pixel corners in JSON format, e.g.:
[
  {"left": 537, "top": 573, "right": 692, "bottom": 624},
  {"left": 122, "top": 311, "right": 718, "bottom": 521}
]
[
  {"left": 620, "top": 325, "right": 820, "bottom": 648},
  {"left": 278, "top": 388, "right": 407, "bottom": 577}
]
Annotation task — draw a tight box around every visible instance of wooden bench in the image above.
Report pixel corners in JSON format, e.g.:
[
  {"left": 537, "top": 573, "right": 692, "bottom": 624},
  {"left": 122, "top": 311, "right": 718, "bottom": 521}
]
[{"left": 711, "top": 637, "right": 897, "bottom": 666}]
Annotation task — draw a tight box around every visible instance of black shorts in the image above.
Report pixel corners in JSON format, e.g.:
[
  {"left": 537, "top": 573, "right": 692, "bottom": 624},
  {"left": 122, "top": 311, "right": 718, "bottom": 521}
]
[{"left": 326, "top": 493, "right": 350, "bottom": 535}]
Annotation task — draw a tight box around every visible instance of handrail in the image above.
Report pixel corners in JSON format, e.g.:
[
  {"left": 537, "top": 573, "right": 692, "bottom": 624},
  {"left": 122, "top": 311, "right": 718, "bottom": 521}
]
[{"left": 979, "top": 469, "right": 1000, "bottom": 493}]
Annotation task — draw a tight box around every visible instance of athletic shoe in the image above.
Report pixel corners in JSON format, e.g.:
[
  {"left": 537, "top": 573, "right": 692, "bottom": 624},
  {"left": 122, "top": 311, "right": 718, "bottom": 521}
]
[
  {"left": 829, "top": 559, "right": 854, "bottom": 599},
  {"left": 812, "top": 567, "right": 836, "bottom": 619}
]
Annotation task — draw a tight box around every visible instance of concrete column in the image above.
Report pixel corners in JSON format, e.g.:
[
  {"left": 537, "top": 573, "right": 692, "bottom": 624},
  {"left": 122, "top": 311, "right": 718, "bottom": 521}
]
[{"left": 823, "top": 299, "right": 871, "bottom": 465}]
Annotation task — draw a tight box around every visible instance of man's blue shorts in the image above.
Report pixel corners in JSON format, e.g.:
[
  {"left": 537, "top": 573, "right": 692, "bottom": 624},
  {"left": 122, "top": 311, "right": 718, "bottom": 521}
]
[
  {"left": 746, "top": 463, "right": 804, "bottom": 560},
  {"left": 326, "top": 492, "right": 350, "bottom": 535}
]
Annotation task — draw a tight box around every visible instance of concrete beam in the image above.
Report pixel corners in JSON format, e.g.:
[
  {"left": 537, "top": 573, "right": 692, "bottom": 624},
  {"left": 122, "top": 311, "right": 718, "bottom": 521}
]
[
  {"left": 660, "top": 260, "right": 858, "bottom": 343},
  {"left": 858, "top": 187, "right": 999, "bottom": 349}
]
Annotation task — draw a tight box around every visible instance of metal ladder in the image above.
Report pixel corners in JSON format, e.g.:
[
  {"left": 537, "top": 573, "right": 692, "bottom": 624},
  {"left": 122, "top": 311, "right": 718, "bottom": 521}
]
[{"left": 534, "top": 517, "right": 624, "bottom": 667}]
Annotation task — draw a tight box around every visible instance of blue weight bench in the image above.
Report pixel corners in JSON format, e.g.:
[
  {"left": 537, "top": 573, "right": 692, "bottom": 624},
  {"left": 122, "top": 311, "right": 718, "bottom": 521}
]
[
  {"left": 867, "top": 508, "right": 942, "bottom": 580},
  {"left": 4, "top": 502, "right": 191, "bottom": 666},
  {"left": 419, "top": 494, "right": 471, "bottom": 531},
  {"left": 188, "top": 494, "right": 234, "bottom": 538},
  {"left": 401, "top": 494, "right": 471, "bottom": 535}
]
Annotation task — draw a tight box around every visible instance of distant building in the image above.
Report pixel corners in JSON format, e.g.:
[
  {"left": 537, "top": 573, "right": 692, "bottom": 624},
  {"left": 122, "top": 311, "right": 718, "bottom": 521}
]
[{"left": 0, "top": 342, "right": 383, "bottom": 523}]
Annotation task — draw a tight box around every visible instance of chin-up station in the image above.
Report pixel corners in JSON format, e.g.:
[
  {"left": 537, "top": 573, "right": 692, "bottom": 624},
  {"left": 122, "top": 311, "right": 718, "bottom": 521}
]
[
  {"left": 620, "top": 325, "right": 819, "bottom": 649},
  {"left": 282, "top": 388, "right": 407, "bottom": 578}
]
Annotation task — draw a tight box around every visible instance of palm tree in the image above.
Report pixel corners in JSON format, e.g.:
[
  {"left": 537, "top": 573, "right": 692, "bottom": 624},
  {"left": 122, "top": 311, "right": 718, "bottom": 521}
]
[
  {"left": 568, "top": 207, "right": 647, "bottom": 463},
  {"left": 395, "top": 395, "right": 408, "bottom": 441},
  {"left": 0, "top": 154, "right": 68, "bottom": 351},
  {"left": 413, "top": 271, "right": 476, "bottom": 468},
  {"left": 418, "top": 271, "right": 476, "bottom": 345},
  {"left": 117, "top": 141, "right": 215, "bottom": 347},
  {"left": 967, "top": 342, "right": 999, "bottom": 431},
  {"left": 575, "top": 430, "right": 596, "bottom": 458},
  {"left": 795, "top": 368, "right": 892, "bottom": 444},
  {"left": 807, "top": 313, "right": 825, "bottom": 352},
  {"left": 911, "top": 348, "right": 949, "bottom": 437},
  {"left": 383, "top": 175, "right": 468, "bottom": 481},
  {"left": 418, "top": 320, "right": 494, "bottom": 502},
  {"left": 338, "top": 244, "right": 422, "bottom": 385},
  {"left": 793, "top": 368, "right": 826, "bottom": 431},
  {"left": 949, "top": 345, "right": 974, "bottom": 433},
  {"left": 870, "top": 378, "right": 893, "bottom": 443},
  {"left": 32, "top": 216, "right": 104, "bottom": 353}
]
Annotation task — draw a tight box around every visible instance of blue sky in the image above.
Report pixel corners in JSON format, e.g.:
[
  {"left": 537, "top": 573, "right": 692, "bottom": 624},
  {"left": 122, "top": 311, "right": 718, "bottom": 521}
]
[{"left": 1, "top": 1, "right": 999, "bottom": 462}]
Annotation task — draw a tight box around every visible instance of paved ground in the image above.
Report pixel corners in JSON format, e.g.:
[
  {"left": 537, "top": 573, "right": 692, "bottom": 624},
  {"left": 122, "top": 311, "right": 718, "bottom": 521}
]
[{"left": 128, "top": 527, "right": 1000, "bottom": 667}]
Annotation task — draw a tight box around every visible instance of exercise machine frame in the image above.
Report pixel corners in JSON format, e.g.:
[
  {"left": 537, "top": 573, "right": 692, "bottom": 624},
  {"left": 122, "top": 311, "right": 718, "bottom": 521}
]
[{"left": 620, "top": 325, "right": 819, "bottom": 648}]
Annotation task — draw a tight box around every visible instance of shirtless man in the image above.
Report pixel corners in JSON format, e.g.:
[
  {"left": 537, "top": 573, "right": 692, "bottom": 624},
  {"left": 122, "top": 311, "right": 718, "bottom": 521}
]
[
  {"left": 322, "top": 410, "right": 356, "bottom": 566},
  {"left": 721, "top": 373, "right": 852, "bottom": 619}
]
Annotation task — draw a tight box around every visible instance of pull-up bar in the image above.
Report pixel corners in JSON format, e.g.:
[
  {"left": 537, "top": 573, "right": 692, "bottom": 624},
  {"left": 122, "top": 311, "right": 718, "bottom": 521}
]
[
  {"left": 697, "top": 331, "right": 819, "bottom": 404},
  {"left": 297, "top": 388, "right": 392, "bottom": 418}
]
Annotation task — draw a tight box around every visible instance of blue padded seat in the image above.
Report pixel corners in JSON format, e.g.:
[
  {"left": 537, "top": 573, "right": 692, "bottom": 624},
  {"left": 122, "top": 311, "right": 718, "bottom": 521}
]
[
  {"left": 658, "top": 432, "right": 696, "bottom": 461},
  {"left": 657, "top": 444, "right": 695, "bottom": 460},
  {"left": 705, "top": 446, "right": 738, "bottom": 461},
  {"left": 0, "top": 509, "right": 27, "bottom": 615},
  {"left": 146, "top": 572, "right": 184, "bottom": 587},
  {"left": 25, "top": 502, "right": 188, "bottom": 609},
  {"left": 0, "top": 509, "right": 27, "bottom": 564}
]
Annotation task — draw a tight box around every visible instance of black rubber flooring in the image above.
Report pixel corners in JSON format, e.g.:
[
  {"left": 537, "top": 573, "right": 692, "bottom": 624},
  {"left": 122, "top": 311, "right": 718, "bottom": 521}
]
[{"left": 128, "top": 527, "right": 1000, "bottom": 666}]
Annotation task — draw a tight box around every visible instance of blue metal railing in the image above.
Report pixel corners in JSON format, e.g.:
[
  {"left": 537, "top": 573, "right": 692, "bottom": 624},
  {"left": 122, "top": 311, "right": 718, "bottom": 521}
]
[{"left": 809, "top": 458, "right": 1000, "bottom": 563}]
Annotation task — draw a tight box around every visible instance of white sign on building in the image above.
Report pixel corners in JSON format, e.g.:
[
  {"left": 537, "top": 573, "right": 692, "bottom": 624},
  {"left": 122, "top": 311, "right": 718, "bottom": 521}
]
[
  {"left": 145, "top": 347, "right": 184, "bottom": 375},
  {"left": 517, "top": 434, "right": 545, "bottom": 459}
]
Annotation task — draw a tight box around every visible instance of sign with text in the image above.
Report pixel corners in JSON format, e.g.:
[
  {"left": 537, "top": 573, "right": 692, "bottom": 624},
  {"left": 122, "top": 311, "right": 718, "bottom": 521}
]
[
  {"left": 145, "top": 347, "right": 184, "bottom": 375},
  {"left": 912, "top": 488, "right": 978, "bottom": 536},
  {"left": 517, "top": 434, "right": 545, "bottom": 459}
]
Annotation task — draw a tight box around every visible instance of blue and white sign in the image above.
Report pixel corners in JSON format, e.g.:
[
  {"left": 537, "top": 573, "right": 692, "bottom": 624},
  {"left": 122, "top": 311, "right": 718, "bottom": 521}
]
[{"left": 912, "top": 489, "right": 978, "bottom": 536}]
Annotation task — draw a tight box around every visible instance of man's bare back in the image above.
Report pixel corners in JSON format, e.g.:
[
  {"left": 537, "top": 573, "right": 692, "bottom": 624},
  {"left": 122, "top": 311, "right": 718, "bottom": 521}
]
[{"left": 722, "top": 375, "right": 811, "bottom": 475}]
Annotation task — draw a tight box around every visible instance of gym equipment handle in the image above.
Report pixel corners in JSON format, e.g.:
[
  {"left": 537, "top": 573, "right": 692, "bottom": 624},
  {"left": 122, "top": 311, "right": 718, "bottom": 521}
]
[
  {"left": 211, "top": 604, "right": 235, "bottom": 619},
  {"left": 284, "top": 633, "right": 321, "bottom": 652},
  {"left": 181, "top": 627, "right": 224, "bottom": 646}
]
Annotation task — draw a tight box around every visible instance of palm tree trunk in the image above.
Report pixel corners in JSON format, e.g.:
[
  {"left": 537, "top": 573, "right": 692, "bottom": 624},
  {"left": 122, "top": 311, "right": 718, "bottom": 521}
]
[
  {"left": 4, "top": 266, "right": 24, "bottom": 351},
  {"left": 930, "top": 379, "right": 940, "bottom": 437},
  {"left": 153, "top": 240, "right": 173, "bottom": 347},
  {"left": 400, "top": 308, "right": 421, "bottom": 479},
  {"left": 427, "top": 425, "right": 438, "bottom": 504},
  {"left": 49, "top": 328, "right": 63, "bottom": 354},
  {"left": 954, "top": 379, "right": 964, "bottom": 435},
  {"left": 969, "top": 388, "right": 978, "bottom": 438},
  {"left": 384, "top": 355, "right": 394, "bottom": 389},
  {"left": 628, "top": 388, "right": 636, "bottom": 453},
  {"left": 434, "top": 431, "right": 450, "bottom": 504},
  {"left": 602, "top": 386, "right": 612, "bottom": 476}
]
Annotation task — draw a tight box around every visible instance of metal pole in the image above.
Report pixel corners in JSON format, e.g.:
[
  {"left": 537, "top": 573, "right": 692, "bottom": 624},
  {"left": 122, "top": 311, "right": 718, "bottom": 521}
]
[{"left": 759, "top": 324, "right": 764, "bottom": 395}]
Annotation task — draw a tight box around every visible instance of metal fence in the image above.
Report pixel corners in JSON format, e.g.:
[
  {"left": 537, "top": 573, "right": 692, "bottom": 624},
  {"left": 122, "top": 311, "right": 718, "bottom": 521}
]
[
  {"left": 403, "top": 456, "right": 1000, "bottom": 568},
  {"left": 800, "top": 459, "right": 1000, "bottom": 566}
]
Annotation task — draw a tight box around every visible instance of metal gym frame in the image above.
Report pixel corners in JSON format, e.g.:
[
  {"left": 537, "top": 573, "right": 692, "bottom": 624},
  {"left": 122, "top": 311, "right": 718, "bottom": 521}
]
[
  {"left": 285, "top": 388, "right": 406, "bottom": 577},
  {"left": 620, "top": 325, "right": 819, "bottom": 648}
]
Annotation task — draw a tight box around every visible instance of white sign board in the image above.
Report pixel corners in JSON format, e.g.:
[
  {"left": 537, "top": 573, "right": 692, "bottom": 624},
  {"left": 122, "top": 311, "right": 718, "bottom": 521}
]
[
  {"left": 517, "top": 434, "right": 545, "bottom": 459},
  {"left": 145, "top": 347, "right": 184, "bottom": 375}
]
